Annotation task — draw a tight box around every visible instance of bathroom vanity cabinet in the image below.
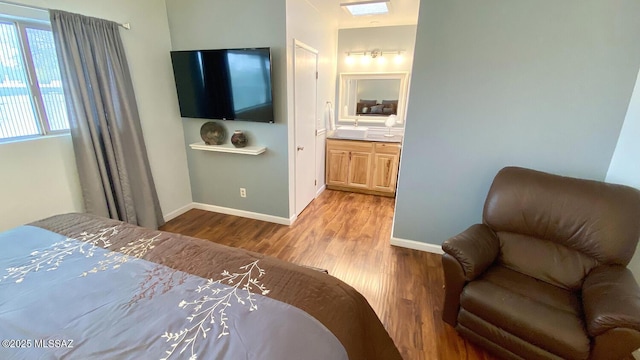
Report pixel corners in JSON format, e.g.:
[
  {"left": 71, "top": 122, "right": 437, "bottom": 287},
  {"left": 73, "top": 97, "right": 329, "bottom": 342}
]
[{"left": 325, "top": 138, "right": 401, "bottom": 197}]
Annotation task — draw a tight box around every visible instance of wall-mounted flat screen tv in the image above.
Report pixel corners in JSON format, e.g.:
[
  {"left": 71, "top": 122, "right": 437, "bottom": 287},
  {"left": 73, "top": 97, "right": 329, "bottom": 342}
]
[{"left": 170, "top": 48, "right": 274, "bottom": 123}]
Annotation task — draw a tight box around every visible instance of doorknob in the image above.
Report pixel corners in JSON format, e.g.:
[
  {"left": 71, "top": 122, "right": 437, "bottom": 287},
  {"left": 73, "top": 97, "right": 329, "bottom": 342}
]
[{"left": 297, "top": 146, "right": 304, "bottom": 151}]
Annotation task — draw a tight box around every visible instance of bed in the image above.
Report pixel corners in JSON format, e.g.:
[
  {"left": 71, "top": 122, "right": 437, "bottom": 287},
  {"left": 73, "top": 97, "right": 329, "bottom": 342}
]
[{"left": 0, "top": 213, "right": 402, "bottom": 360}]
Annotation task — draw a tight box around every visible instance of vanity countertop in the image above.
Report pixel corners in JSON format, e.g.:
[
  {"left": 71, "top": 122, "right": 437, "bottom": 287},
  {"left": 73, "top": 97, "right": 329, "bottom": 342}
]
[{"left": 326, "top": 131, "right": 403, "bottom": 143}]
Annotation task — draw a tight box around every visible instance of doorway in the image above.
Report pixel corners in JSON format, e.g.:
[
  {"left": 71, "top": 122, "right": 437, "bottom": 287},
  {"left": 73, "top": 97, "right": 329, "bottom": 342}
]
[{"left": 293, "top": 40, "right": 318, "bottom": 216}]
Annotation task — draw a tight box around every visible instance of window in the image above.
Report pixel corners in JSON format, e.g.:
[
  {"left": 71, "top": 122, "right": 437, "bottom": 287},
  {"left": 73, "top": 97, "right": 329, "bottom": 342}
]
[{"left": 0, "top": 18, "right": 68, "bottom": 141}]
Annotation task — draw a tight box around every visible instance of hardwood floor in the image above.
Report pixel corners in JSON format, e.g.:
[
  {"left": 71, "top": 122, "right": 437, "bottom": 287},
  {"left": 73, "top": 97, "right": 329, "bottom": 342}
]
[{"left": 160, "top": 190, "right": 497, "bottom": 360}]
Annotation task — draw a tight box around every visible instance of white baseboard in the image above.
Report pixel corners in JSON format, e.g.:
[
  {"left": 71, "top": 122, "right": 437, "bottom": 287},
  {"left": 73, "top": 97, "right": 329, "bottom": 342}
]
[
  {"left": 315, "top": 185, "right": 326, "bottom": 198},
  {"left": 390, "top": 237, "right": 444, "bottom": 254},
  {"left": 192, "top": 202, "right": 294, "bottom": 226},
  {"left": 163, "top": 203, "right": 194, "bottom": 222}
]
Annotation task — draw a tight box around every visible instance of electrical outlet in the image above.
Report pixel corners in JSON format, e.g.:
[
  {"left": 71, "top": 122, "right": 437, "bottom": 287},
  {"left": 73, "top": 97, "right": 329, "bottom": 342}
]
[{"left": 240, "top": 188, "right": 247, "bottom": 198}]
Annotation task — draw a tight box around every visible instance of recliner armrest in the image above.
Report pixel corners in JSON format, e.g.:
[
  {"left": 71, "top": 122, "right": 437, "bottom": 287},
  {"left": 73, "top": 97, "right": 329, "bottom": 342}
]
[
  {"left": 442, "top": 224, "right": 500, "bottom": 281},
  {"left": 582, "top": 265, "right": 640, "bottom": 337}
]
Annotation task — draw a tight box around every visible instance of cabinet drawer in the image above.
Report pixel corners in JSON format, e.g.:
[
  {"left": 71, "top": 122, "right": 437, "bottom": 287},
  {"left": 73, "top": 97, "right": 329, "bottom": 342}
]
[
  {"left": 327, "top": 139, "right": 374, "bottom": 152},
  {"left": 374, "top": 142, "right": 401, "bottom": 155}
]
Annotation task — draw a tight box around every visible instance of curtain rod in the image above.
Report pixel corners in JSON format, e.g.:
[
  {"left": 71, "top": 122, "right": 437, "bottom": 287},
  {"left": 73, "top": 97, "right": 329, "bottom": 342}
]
[{"left": 0, "top": 0, "right": 131, "bottom": 29}]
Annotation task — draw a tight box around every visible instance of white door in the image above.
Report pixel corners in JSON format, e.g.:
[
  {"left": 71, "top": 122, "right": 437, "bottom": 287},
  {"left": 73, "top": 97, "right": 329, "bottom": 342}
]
[{"left": 294, "top": 41, "right": 318, "bottom": 216}]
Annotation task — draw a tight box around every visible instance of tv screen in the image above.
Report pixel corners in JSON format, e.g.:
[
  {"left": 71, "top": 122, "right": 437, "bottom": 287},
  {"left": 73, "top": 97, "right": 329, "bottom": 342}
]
[{"left": 170, "top": 48, "right": 274, "bottom": 123}]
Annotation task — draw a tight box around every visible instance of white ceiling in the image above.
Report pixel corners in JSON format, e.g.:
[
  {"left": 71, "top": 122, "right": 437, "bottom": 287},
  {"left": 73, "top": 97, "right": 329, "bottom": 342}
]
[{"left": 305, "top": 0, "right": 420, "bottom": 29}]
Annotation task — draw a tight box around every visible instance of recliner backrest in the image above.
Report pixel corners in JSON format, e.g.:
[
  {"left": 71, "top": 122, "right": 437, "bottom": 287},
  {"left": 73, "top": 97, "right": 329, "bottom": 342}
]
[{"left": 482, "top": 167, "right": 640, "bottom": 290}]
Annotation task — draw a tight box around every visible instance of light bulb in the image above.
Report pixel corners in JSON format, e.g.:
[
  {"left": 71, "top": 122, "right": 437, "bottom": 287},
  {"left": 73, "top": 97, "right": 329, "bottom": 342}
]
[
  {"left": 345, "top": 53, "right": 354, "bottom": 65},
  {"left": 377, "top": 55, "right": 386, "bottom": 65},
  {"left": 361, "top": 53, "right": 371, "bottom": 65},
  {"left": 394, "top": 52, "right": 404, "bottom": 65}
]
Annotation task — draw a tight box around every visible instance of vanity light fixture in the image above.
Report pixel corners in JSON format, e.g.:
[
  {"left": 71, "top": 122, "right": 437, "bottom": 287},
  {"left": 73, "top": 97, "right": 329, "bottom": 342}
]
[
  {"left": 344, "top": 49, "right": 405, "bottom": 64},
  {"left": 341, "top": 1, "right": 390, "bottom": 16}
]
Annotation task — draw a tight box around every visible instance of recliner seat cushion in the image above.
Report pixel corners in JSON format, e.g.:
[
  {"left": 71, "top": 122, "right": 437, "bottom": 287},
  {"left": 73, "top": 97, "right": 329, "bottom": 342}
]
[{"left": 459, "top": 265, "right": 590, "bottom": 360}]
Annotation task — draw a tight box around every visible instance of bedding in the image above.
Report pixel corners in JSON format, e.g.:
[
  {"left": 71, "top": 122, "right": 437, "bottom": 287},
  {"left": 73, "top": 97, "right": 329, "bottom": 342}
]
[{"left": 0, "top": 213, "right": 401, "bottom": 360}]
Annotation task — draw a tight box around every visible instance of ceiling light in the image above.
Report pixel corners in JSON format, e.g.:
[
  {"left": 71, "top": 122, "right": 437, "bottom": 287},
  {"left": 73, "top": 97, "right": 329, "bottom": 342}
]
[{"left": 341, "top": 1, "right": 389, "bottom": 16}]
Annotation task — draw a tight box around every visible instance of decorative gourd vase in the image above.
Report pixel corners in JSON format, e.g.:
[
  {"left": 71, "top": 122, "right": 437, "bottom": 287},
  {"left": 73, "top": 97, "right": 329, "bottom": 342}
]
[{"left": 231, "top": 130, "right": 248, "bottom": 148}]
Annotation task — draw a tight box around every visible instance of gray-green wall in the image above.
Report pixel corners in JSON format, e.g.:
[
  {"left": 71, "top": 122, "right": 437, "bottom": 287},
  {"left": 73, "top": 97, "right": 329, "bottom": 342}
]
[
  {"left": 607, "top": 67, "right": 640, "bottom": 281},
  {"left": 393, "top": 0, "right": 640, "bottom": 245},
  {"left": 165, "top": 0, "right": 290, "bottom": 219}
]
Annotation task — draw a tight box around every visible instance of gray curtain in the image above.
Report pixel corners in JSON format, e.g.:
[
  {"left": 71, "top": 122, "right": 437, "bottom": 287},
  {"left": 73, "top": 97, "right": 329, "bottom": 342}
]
[{"left": 50, "top": 10, "right": 164, "bottom": 229}]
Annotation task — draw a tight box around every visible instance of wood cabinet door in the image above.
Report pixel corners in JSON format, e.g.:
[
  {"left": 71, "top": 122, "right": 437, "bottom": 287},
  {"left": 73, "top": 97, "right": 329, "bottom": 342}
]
[
  {"left": 348, "top": 151, "right": 372, "bottom": 189},
  {"left": 326, "top": 149, "right": 349, "bottom": 186},
  {"left": 372, "top": 153, "right": 399, "bottom": 193}
]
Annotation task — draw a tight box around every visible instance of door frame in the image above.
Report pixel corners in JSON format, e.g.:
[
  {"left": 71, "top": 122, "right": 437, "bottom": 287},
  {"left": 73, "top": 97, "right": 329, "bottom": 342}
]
[{"left": 292, "top": 39, "right": 319, "bottom": 217}]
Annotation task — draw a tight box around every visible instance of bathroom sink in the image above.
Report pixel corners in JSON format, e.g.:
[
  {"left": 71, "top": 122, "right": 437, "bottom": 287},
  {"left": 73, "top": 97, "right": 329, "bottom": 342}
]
[{"left": 336, "top": 126, "right": 369, "bottom": 139}]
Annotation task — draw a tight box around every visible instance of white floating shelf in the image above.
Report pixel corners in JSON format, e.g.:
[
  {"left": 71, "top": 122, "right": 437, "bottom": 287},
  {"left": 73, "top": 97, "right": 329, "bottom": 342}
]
[{"left": 189, "top": 142, "right": 266, "bottom": 155}]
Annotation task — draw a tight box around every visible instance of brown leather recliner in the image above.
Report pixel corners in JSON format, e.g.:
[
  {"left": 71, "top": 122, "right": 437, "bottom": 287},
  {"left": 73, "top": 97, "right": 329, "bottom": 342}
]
[{"left": 441, "top": 166, "right": 640, "bottom": 360}]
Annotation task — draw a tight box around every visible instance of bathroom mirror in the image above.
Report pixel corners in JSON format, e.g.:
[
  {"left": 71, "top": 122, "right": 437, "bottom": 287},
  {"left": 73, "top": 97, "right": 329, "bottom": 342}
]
[{"left": 338, "top": 72, "right": 409, "bottom": 124}]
